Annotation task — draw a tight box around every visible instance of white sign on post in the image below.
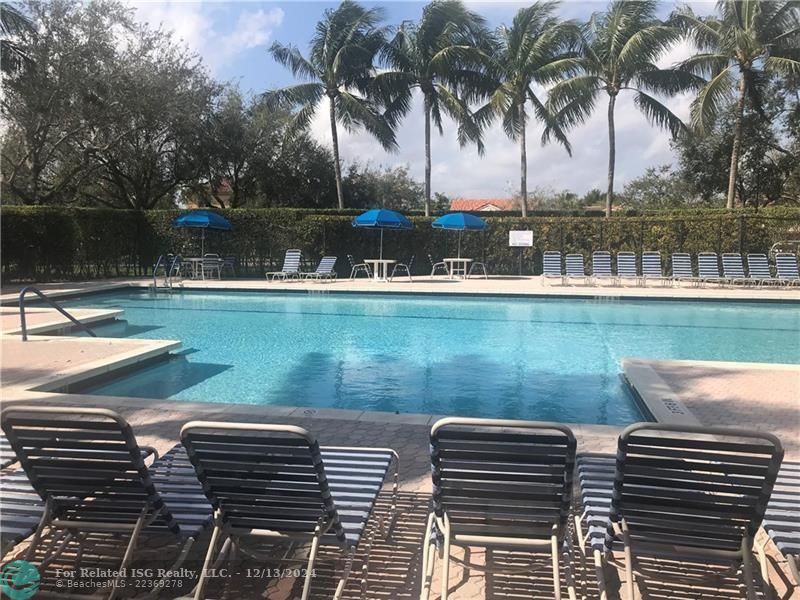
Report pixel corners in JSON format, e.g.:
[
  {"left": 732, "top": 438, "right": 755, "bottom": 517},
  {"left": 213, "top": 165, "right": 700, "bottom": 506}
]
[{"left": 508, "top": 230, "right": 533, "bottom": 247}]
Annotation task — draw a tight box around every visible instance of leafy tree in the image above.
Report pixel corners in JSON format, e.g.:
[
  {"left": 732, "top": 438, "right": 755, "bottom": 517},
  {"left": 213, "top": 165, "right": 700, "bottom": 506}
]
[
  {"left": 488, "top": 2, "right": 578, "bottom": 216},
  {"left": 372, "top": 0, "right": 495, "bottom": 216},
  {"left": 622, "top": 165, "right": 705, "bottom": 208},
  {"left": 1, "top": 0, "right": 135, "bottom": 205},
  {"left": 253, "top": 130, "right": 337, "bottom": 209},
  {"left": 80, "top": 24, "right": 218, "bottom": 209},
  {"left": 196, "top": 89, "right": 273, "bottom": 208},
  {"left": 343, "top": 162, "right": 423, "bottom": 210},
  {"left": 546, "top": 0, "right": 702, "bottom": 216},
  {"left": 672, "top": 75, "right": 799, "bottom": 207},
  {"left": 0, "top": 1, "right": 33, "bottom": 73},
  {"left": 672, "top": 0, "right": 800, "bottom": 209},
  {"left": 266, "top": 0, "right": 395, "bottom": 209}
]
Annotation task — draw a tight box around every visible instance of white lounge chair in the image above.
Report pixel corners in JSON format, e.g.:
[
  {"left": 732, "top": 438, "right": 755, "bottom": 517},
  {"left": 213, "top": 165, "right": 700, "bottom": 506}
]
[
  {"left": 697, "top": 252, "right": 726, "bottom": 286},
  {"left": 303, "top": 256, "right": 338, "bottom": 281},
  {"left": 641, "top": 251, "right": 669, "bottom": 287},
  {"left": 565, "top": 253, "right": 589, "bottom": 285},
  {"left": 746, "top": 254, "right": 779, "bottom": 286},
  {"left": 542, "top": 251, "right": 563, "bottom": 285},
  {"left": 721, "top": 253, "right": 749, "bottom": 285},
  {"left": 616, "top": 252, "right": 639, "bottom": 286},
  {"left": 591, "top": 251, "right": 616, "bottom": 286},
  {"left": 267, "top": 249, "right": 302, "bottom": 280},
  {"left": 776, "top": 253, "right": 800, "bottom": 286},
  {"left": 670, "top": 253, "right": 696, "bottom": 286}
]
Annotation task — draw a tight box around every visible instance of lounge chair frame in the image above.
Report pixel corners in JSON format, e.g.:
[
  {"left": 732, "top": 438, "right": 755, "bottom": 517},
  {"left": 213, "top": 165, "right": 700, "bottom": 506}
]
[
  {"left": 721, "top": 253, "right": 750, "bottom": 286},
  {"left": 467, "top": 261, "right": 487, "bottom": 279},
  {"left": 775, "top": 253, "right": 800, "bottom": 286},
  {"left": 697, "top": 252, "right": 727, "bottom": 287},
  {"left": 419, "top": 417, "right": 577, "bottom": 600},
  {"left": 746, "top": 254, "right": 780, "bottom": 287},
  {"left": 1, "top": 406, "right": 210, "bottom": 600},
  {"left": 615, "top": 252, "right": 640, "bottom": 286},
  {"left": 542, "top": 251, "right": 564, "bottom": 285},
  {"left": 670, "top": 253, "right": 697, "bottom": 287},
  {"left": 303, "top": 256, "right": 338, "bottom": 282},
  {"left": 180, "top": 421, "right": 398, "bottom": 600},
  {"left": 591, "top": 251, "right": 616, "bottom": 286},
  {"left": 267, "top": 249, "right": 302, "bottom": 281},
  {"left": 583, "top": 423, "right": 783, "bottom": 600},
  {"left": 641, "top": 251, "right": 670, "bottom": 287},
  {"left": 564, "top": 254, "right": 589, "bottom": 286}
]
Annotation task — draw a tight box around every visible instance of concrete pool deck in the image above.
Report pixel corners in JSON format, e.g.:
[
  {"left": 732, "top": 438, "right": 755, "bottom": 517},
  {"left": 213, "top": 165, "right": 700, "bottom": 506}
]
[{"left": 1, "top": 279, "right": 798, "bottom": 598}]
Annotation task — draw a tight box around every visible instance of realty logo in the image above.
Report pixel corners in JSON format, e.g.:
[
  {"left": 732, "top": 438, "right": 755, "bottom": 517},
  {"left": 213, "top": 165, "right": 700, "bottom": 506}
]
[{"left": 0, "top": 560, "right": 40, "bottom": 600}]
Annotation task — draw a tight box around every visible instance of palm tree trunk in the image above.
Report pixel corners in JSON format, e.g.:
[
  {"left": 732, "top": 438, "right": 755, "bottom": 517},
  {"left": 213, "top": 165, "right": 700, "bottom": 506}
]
[
  {"left": 329, "top": 95, "right": 345, "bottom": 209},
  {"left": 727, "top": 75, "right": 747, "bottom": 210},
  {"left": 605, "top": 93, "right": 616, "bottom": 218},
  {"left": 424, "top": 100, "right": 431, "bottom": 217},
  {"left": 519, "top": 105, "right": 528, "bottom": 218}
]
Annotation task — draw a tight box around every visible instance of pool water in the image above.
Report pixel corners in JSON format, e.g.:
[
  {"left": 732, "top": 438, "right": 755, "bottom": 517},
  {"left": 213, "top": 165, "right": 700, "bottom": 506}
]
[{"left": 63, "top": 291, "right": 800, "bottom": 425}]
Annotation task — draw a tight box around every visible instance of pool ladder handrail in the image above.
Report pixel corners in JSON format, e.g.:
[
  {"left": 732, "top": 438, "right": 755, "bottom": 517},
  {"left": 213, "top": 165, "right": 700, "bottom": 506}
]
[
  {"left": 153, "top": 254, "right": 183, "bottom": 291},
  {"left": 18, "top": 286, "right": 96, "bottom": 342}
]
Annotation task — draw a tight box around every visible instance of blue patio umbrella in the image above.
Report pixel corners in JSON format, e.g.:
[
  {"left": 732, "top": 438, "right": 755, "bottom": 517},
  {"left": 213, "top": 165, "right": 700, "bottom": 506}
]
[
  {"left": 432, "top": 212, "right": 487, "bottom": 258},
  {"left": 352, "top": 208, "right": 414, "bottom": 260},
  {"left": 173, "top": 210, "right": 233, "bottom": 255}
]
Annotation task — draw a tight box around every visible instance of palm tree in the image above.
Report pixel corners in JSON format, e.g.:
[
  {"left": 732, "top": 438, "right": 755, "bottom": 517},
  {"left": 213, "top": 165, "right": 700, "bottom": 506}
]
[
  {"left": 266, "top": 1, "right": 396, "bottom": 209},
  {"left": 488, "top": 2, "right": 580, "bottom": 216},
  {"left": 372, "top": 0, "right": 495, "bottom": 216},
  {"left": 545, "top": 0, "right": 702, "bottom": 216},
  {"left": 1, "top": 2, "right": 34, "bottom": 73},
  {"left": 672, "top": 0, "right": 800, "bottom": 209}
]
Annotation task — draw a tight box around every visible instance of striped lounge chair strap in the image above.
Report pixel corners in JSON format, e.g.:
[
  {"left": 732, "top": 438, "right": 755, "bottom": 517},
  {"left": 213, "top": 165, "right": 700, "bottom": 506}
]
[
  {"left": 430, "top": 418, "right": 576, "bottom": 542},
  {"left": 1, "top": 407, "right": 180, "bottom": 534}
]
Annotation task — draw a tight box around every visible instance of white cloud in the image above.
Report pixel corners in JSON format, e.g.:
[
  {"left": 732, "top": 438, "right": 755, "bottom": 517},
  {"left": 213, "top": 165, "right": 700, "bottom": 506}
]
[
  {"left": 128, "top": 2, "right": 283, "bottom": 73},
  {"left": 219, "top": 8, "right": 285, "bottom": 60}
]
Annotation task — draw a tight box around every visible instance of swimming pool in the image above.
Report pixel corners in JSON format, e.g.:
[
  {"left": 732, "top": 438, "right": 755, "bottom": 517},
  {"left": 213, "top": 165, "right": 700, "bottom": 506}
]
[{"left": 63, "top": 291, "right": 800, "bottom": 425}]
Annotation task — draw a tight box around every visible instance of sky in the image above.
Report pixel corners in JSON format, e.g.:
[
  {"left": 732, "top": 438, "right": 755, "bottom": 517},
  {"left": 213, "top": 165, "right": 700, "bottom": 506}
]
[{"left": 129, "top": 0, "right": 716, "bottom": 198}]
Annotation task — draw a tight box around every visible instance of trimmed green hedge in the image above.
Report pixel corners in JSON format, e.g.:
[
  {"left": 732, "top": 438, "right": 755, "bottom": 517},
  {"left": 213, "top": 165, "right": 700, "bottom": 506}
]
[{"left": 2, "top": 206, "right": 799, "bottom": 280}]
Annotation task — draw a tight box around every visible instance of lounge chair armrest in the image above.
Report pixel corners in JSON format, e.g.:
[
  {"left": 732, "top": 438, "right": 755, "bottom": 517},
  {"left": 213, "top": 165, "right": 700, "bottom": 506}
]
[{"left": 140, "top": 445, "right": 159, "bottom": 463}]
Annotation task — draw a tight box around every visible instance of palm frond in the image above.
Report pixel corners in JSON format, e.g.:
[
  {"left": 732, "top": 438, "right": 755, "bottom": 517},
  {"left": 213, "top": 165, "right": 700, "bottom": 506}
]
[
  {"left": 262, "top": 83, "right": 325, "bottom": 111},
  {"left": 436, "top": 83, "right": 485, "bottom": 154},
  {"left": 617, "top": 25, "right": 682, "bottom": 79},
  {"left": 268, "top": 43, "right": 318, "bottom": 81},
  {"left": 337, "top": 90, "right": 397, "bottom": 151},
  {"left": 689, "top": 65, "right": 734, "bottom": 132},
  {"left": 528, "top": 89, "right": 572, "bottom": 155},
  {"left": 633, "top": 90, "right": 686, "bottom": 138},
  {"left": 634, "top": 66, "right": 706, "bottom": 95}
]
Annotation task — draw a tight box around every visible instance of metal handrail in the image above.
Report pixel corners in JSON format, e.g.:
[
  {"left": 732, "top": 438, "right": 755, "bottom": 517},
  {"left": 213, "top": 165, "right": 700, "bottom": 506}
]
[
  {"left": 153, "top": 254, "right": 165, "bottom": 288},
  {"left": 18, "top": 286, "right": 96, "bottom": 341}
]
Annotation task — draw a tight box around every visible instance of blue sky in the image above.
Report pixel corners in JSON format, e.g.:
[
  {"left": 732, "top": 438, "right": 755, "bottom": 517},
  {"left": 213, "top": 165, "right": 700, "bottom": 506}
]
[{"left": 130, "top": 1, "right": 715, "bottom": 198}]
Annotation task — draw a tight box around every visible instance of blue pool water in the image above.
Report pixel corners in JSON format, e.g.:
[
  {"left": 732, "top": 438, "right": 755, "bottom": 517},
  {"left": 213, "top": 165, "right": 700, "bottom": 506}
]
[{"left": 63, "top": 291, "right": 800, "bottom": 425}]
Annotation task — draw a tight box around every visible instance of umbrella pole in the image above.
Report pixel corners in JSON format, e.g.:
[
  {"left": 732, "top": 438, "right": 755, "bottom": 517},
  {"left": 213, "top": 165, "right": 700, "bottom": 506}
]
[
  {"left": 458, "top": 231, "right": 462, "bottom": 259},
  {"left": 201, "top": 229, "right": 205, "bottom": 256},
  {"left": 380, "top": 229, "right": 384, "bottom": 261}
]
